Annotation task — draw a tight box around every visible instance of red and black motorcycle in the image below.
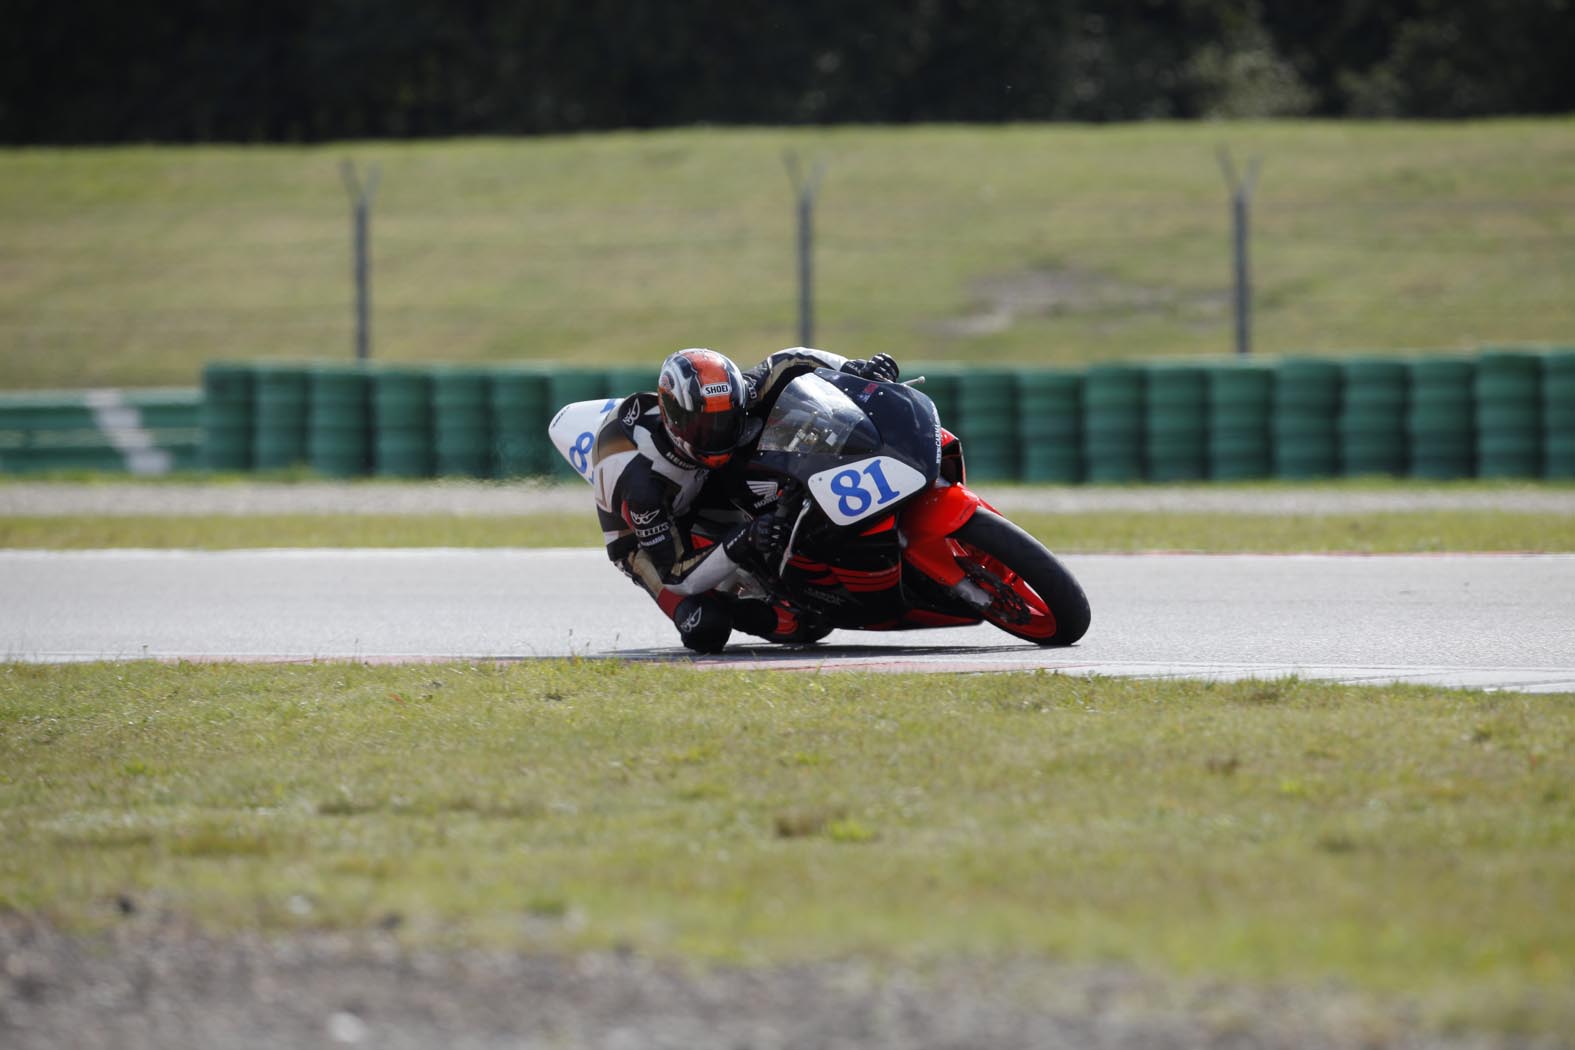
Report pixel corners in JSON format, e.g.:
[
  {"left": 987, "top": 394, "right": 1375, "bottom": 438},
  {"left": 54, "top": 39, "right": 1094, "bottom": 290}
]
[{"left": 554, "top": 368, "right": 1090, "bottom": 647}]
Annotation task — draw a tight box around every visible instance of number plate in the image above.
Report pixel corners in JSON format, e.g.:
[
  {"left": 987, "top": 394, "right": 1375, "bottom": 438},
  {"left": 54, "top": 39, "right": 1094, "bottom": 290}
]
[
  {"left": 548, "top": 398, "right": 620, "bottom": 481},
  {"left": 806, "top": 456, "right": 928, "bottom": 526}
]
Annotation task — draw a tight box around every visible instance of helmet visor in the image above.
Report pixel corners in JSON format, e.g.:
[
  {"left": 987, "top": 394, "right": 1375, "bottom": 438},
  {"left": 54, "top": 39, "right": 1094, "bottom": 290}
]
[{"left": 688, "top": 406, "right": 744, "bottom": 457}]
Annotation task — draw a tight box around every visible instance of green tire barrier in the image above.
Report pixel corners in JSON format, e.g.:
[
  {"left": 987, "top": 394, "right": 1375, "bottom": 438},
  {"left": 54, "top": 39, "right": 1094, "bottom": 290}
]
[
  {"left": 201, "top": 363, "right": 254, "bottom": 470},
  {"left": 490, "top": 366, "right": 553, "bottom": 478},
  {"left": 1541, "top": 350, "right": 1575, "bottom": 479},
  {"left": 25, "top": 347, "right": 1568, "bottom": 483},
  {"left": 371, "top": 368, "right": 432, "bottom": 478},
  {"left": 1474, "top": 350, "right": 1543, "bottom": 478},
  {"left": 953, "top": 369, "right": 1018, "bottom": 482},
  {"left": 1145, "top": 364, "right": 1208, "bottom": 482},
  {"left": 1338, "top": 357, "right": 1409, "bottom": 477},
  {"left": 307, "top": 365, "right": 370, "bottom": 478},
  {"left": 1082, "top": 363, "right": 1144, "bottom": 483},
  {"left": 431, "top": 367, "right": 493, "bottom": 478},
  {"left": 1206, "top": 364, "right": 1272, "bottom": 480},
  {"left": 251, "top": 365, "right": 310, "bottom": 470},
  {"left": 1017, "top": 370, "right": 1082, "bottom": 483},
  {"left": 1272, "top": 358, "right": 1341, "bottom": 479},
  {"left": 1406, "top": 356, "right": 1475, "bottom": 480}
]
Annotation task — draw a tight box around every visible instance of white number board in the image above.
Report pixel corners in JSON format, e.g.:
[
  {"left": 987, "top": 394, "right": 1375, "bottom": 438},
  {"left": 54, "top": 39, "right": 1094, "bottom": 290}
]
[
  {"left": 806, "top": 455, "right": 928, "bottom": 526},
  {"left": 548, "top": 398, "right": 620, "bottom": 481}
]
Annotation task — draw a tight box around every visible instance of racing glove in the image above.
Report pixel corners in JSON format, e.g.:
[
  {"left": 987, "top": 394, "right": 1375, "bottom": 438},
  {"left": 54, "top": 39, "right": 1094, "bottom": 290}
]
[
  {"left": 722, "top": 513, "right": 790, "bottom": 562},
  {"left": 842, "top": 353, "right": 900, "bottom": 384}
]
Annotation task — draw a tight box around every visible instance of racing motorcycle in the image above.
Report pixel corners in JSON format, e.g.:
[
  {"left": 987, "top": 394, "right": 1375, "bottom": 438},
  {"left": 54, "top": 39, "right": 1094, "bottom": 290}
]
[{"left": 550, "top": 369, "right": 1090, "bottom": 648}]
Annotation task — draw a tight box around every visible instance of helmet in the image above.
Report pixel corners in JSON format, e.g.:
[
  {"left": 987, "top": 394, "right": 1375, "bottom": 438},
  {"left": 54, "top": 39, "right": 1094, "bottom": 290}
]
[{"left": 657, "top": 349, "right": 747, "bottom": 468}]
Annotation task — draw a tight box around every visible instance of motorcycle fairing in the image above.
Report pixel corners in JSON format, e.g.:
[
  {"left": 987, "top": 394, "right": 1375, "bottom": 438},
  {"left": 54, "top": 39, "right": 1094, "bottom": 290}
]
[{"left": 896, "top": 483, "right": 987, "bottom": 588}]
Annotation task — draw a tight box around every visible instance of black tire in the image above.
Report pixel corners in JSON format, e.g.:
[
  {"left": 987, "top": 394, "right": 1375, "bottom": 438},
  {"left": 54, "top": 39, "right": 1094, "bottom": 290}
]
[{"left": 951, "top": 508, "right": 1090, "bottom": 646}]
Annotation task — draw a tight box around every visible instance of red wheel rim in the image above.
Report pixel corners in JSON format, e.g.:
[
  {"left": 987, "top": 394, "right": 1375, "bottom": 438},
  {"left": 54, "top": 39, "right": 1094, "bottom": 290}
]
[{"left": 952, "top": 541, "right": 1059, "bottom": 639}]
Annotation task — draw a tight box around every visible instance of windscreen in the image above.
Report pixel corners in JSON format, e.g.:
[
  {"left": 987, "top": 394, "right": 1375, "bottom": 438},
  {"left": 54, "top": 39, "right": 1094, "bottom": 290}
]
[{"left": 757, "top": 373, "right": 877, "bottom": 455}]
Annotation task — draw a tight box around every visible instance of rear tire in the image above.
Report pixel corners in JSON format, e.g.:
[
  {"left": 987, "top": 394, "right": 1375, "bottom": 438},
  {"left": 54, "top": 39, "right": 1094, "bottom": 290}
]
[{"left": 951, "top": 508, "right": 1090, "bottom": 646}]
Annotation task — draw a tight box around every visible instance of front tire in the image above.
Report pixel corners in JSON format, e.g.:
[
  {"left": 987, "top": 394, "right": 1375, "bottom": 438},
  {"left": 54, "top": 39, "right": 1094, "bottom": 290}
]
[{"left": 950, "top": 508, "right": 1090, "bottom": 646}]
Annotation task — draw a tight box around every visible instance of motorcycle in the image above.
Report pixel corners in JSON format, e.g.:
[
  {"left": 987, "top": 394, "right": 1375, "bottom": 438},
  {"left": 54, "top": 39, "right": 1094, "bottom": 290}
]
[{"left": 549, "top": 368, "right": 1090, "bottom": 648}]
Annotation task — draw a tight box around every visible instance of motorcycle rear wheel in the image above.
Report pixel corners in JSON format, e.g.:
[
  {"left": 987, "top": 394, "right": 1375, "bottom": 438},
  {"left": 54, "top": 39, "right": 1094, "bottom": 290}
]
[{"left": 950, "top": 508, "right": 1090, "bottom": 646}]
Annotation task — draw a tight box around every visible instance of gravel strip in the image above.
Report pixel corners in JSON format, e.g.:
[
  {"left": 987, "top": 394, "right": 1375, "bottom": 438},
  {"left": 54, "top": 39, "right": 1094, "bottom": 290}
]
[
  {"left": 1, "top": 914, "right": 1555, "bottom": 1050},
  {"left": 2, "top": 481, "right": 1572, "bottom": 517}
]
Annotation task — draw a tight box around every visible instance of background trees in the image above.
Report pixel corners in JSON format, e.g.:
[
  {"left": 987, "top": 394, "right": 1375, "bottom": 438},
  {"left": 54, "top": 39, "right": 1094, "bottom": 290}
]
[{"left": 4, "top": 0, "right": 1572, "bottom": 143}]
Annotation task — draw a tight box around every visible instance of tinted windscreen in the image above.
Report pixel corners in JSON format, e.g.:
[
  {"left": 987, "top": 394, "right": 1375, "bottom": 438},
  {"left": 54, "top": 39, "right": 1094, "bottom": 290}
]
[{"left": 758, "top": 373, "right": 879, "bottom": 455}]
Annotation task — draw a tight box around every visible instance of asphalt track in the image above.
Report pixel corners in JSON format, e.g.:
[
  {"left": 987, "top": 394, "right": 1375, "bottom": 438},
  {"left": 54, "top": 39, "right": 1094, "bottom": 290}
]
[{"left": 3, "top": 548, "right": 1572, "bottom": 692}]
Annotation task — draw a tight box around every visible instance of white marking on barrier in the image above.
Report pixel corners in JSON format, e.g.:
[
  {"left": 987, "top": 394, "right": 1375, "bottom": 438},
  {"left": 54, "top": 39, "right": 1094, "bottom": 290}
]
[{"left": 83, "top": 389, "right": 172, "bottom": 475}]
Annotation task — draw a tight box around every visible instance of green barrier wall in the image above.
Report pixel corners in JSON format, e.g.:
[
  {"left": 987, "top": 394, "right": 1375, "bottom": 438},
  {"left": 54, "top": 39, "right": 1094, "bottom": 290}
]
[
  {"left": 251, "top": 365, "right": 310, "bottom": 470},
  {"left": 1145, "top": 364, "right": 1208, "bottom": 482},
  {"left": 1475, "top": 349, "right": 1543, "bottom": 479},
  {"left": 371, "top": 368, "right": 433, "bottom": 478},
  {"left": 308, "top": 365, "right": 371, "bottom": 478},
  {"left": 432, "top": 367, "right": 493, "bottom": 478},
  {"left": 201, "top": 363, "right": 254, "bottom": 470},
  {"left": 1406, "top": 357, "right": 1476, "bottom": 479},
  {"left": 1338, "top": 357, "right": 1409, "bottom": 477},
  {"left": 952, "top": 369, "right": 1019, "bottom": 481},
  {"left": 1082, "top": 363, "right": 1144, "bottom": 483},
  {"left": 1545, "top": 350, "right": 1575, "bottom": 479},
  {"left": 490, "top": 366, "right": 552, "bottom": 478},
  {"left": 18, "top": 348, "right": 1570, "bottom": 483},
  {"left": 1206, "top": 363, "right": 1272, "bottom": 479},
  {"left": 1272, "top": 358, "right": 1342, "bottom": 479},
  {"left": 1017, "top": 370, "right": 1082, "bottom": 483}
]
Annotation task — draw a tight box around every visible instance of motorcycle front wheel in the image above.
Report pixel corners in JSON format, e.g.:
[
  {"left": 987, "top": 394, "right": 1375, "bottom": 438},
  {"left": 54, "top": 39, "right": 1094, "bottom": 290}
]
[{"left": 950, "top": 508, "right": 1091, "bottom": 646}]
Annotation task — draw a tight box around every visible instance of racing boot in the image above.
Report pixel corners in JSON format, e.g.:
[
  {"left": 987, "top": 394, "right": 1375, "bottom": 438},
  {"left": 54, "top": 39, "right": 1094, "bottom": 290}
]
[{"left": 731, "top": 598, "right": 832, "bottom": 645}]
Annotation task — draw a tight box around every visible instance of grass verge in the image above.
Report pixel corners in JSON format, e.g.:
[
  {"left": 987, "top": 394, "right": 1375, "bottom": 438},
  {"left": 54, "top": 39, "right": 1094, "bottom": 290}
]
[
  {"left": 2, "top": 510, "right": 1573, "bottom": 552},
  {"left": 1, "top": 660, "right": 1571, "bottom": 1035}
]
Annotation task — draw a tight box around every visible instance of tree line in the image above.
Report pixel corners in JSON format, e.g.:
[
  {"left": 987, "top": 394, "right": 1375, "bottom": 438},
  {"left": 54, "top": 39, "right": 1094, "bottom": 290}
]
[{"left": 4, "top": 0, "right": 1572, "bottom": 144}]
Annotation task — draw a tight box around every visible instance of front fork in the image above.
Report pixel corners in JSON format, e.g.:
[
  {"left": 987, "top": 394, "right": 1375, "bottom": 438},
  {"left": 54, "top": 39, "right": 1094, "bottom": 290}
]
[{"left": 897, "top": 482, "right": 995, "bottom": 610}]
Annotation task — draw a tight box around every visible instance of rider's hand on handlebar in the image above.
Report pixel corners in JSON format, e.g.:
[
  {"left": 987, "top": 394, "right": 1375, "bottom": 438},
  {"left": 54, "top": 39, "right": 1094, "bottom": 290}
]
[
  {"left": 747, "top": 513, "right": 790, "bottom": 555},
  {"left": 723, "top": 513, "right": 790, "bottom": 562},
  {"left": 843, "top": 353, "right": 900, "bottom": 384}
]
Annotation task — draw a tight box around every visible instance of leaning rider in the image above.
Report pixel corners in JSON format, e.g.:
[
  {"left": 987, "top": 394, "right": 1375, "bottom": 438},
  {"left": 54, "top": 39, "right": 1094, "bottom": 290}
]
[{"left": 588, "top": 346, "right": 901, "bottom": 653}]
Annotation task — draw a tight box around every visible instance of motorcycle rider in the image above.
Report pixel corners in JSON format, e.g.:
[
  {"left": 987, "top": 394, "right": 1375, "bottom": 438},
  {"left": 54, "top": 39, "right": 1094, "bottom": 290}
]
[{"left": 588, "top": 346, "right": 901, "bottom": 653}]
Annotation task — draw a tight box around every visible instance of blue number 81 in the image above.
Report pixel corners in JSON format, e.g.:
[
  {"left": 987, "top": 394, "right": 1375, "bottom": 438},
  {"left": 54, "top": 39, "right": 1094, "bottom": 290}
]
[{"left": 830, "top": 469, "right": 871, "bottom": 517}]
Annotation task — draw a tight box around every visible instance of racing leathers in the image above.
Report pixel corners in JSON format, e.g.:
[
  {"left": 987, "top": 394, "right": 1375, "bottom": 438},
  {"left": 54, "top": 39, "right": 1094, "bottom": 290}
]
[{"left": 588, "top": 347, "right": 896, "bottom": 646}]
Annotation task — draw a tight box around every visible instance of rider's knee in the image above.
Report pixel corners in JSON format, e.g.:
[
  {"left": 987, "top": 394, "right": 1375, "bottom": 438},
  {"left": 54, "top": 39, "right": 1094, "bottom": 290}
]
[{"left": 674, "top": 594, "right": 731, "bottom": 653}]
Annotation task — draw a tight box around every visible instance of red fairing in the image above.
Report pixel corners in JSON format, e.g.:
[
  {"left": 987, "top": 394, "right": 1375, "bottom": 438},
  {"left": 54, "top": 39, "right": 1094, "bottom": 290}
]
[{"left": 899, "top": 483, "right": 988, "bottom": 587}]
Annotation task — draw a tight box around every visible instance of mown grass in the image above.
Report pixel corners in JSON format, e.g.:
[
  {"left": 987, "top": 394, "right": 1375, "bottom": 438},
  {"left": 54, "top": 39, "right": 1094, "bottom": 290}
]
[
  {"left": 1, "top": 660, "right": 1571, "bottom": 1035},
  {"left": 3, "top": 509, "right": 1573, "bottom": 552},
  {"left": 2, "top": 120, "right": 1572, "bottom": 389}
]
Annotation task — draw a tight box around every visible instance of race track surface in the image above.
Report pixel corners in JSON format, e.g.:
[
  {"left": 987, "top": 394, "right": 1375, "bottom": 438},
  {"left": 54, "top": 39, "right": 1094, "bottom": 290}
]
[{"left": 4, "top": 549, "right": 1572, "bottom": 692}]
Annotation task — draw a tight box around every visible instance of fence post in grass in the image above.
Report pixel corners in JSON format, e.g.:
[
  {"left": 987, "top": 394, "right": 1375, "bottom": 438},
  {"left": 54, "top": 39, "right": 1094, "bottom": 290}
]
[
  {"left": 1217, "top": 147, "right": 1261, "bottom": 358},
  {"left": 784, "top": 152, "right": 826, "bottom": 348},
  {"left": 340, "top": 160, "right": 381, "bottom": 362}
]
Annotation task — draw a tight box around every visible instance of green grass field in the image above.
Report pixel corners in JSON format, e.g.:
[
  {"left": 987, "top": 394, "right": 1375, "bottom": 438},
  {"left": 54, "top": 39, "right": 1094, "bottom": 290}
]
[
  {"left": 2, "top": 661, "right": 1571, "bottom": 1035},
  {"left": 3, "top": 120, "right": 1572, "bottom": 389}
]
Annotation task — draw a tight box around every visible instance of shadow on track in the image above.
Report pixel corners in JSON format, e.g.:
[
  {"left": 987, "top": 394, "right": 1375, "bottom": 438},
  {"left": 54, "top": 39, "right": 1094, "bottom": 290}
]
[{"left": 609, "top": 640, "right": 1060, "bottom": 666}]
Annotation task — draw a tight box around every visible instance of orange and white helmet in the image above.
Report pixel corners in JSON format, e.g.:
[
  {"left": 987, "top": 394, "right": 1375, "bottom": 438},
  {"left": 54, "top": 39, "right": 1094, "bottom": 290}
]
[{"left": 656, "top": 349, "right": 747, "bottom": 468}]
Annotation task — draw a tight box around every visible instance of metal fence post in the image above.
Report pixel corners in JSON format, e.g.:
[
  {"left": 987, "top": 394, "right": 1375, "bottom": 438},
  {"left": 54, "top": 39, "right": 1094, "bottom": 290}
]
[
  {"left": 1217, "top": 147, "right": 1261, "bottom": 357},
  {"left": 340, "top": 160, "right": 381, "bottom": 361},
  {"left": 784, "top": 152, "right": 826, "bottom": 348}
]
